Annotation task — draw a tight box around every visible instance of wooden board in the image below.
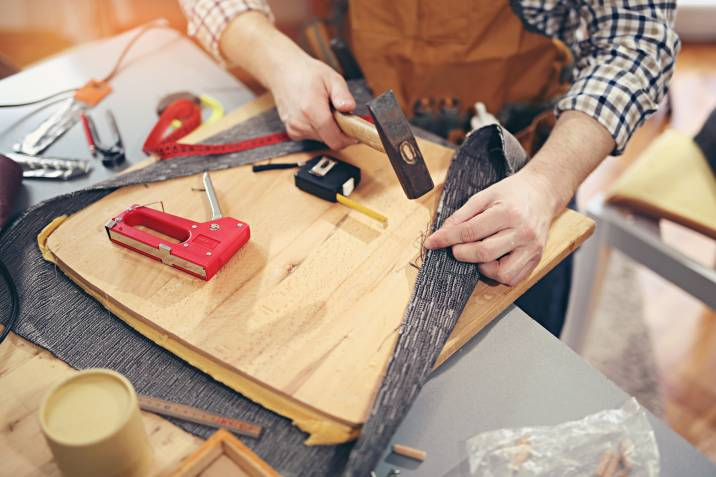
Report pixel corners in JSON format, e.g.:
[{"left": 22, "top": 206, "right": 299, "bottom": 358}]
[
  {"left": 41, "top": 139, "right": 454, "bottom": 444},
  {"left": 0, "top": 332, "right": 202, "bottom": 477},
  {"left": 40, "top": 102, "right": 594, "bottom": 444}
]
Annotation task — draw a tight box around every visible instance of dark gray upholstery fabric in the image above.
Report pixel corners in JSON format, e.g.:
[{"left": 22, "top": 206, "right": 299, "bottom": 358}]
[
  {"left": 0, "top": 79, "right": 525, "bottom": 476},
  {"left": 343, "top": 125, "right": 527, "bottom": 476}
]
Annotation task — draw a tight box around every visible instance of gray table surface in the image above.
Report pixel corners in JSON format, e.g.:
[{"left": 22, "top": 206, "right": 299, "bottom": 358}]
[
  {"left": 2, "top": 26, "right": 714, "bottom": 477},
  {"left": 0, "top": 26, "right": 253, "bottom": 216},
  {"left": 374, "top": 306, "right": 716, "bottom": 476}
]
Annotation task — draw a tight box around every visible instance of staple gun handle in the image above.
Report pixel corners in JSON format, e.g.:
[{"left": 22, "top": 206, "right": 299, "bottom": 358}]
[{"left": 119, "top": 206, "right": 196, "bottom": 245}]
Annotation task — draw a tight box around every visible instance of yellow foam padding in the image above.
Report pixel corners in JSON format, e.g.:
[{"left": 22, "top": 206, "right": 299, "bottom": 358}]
[
  {"left": 607, "top": 129, "right": 716, "bottom": 239},
  {"left": 37, "top": 218, "right": 360, "bottom": 445}
]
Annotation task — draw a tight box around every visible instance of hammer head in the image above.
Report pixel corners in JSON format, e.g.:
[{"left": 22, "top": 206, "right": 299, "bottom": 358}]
[{"left": 368, "top": 91, "right": 434, "bottom": 199}]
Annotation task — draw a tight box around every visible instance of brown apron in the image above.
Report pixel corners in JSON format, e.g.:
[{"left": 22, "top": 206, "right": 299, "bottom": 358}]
[{"left": 346, "top": 0, "right": 571, "bottom": 154}]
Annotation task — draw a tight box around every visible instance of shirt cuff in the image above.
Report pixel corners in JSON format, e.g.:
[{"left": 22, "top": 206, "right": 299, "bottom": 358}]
[{"left": 185, "top": 0, "right": 274, "bottom": 64}]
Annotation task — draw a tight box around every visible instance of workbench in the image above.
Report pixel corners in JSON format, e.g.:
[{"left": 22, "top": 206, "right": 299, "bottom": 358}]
[{"left": 1, "top": 27, "right": 714, "bottom": 476}]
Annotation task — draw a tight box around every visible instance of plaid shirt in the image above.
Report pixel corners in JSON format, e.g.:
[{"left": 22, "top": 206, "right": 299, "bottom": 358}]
[{"left": 179, "top": 0, "right": 679, "bottom": 154}]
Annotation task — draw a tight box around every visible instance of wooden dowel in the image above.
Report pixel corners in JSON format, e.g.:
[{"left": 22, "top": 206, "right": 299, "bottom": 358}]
[{"left": 392, "top": 443, "right": 427, "bottom": 462}]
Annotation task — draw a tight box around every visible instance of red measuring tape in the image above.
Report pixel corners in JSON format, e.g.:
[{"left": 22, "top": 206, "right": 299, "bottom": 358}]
[
  {"left": 143, "top": 98, "right": 373, "bottom": 161},
  {"left": 143, "top": 99, "right": 292, "bottom": 160}
]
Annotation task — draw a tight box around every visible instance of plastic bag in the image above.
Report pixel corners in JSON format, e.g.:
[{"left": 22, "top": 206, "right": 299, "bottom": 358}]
[{"left": 466, "top": 398, "right": 659, "bottom": 476}]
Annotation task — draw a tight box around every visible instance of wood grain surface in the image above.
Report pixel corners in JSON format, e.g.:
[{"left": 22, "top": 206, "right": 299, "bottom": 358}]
[
  {"left": 0, "top": 332, "right": 202, "bottom": 477},
  {"left": 42, "top": 140, "right": 593, "bottom": 443},
  {"left": 44, "top": 140, "right": 455, "bottom": 436},
  {"left": 39, "top": 90, "right": 594, "bottom": 442}
]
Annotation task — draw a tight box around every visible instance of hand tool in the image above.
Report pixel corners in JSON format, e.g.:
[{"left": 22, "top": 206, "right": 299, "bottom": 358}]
[
  {"left": 5, "top": 152, "right": 91, "bottom": 180},
  {"left": 251, "top": 160, "right": 305, "bottom": 172},
  {"left": 330, "top": 37, "right": 364, "bottom": 80},
  {"left": 137, "top": 394, "right": 262, "bottom": 439},
  {"left": 7, "top": 21, "right": 167, "bottom": 156},
  {"left": 142, "top": 98, "right": 293, "bottom": 160},
  {"left": 80, "top": 109, "right": 126, "bottom": 167},
  {"left": 156, "top": 91, "right": 224, "bottom": 127},
  {"left": 144, "top": 90, "right": 434, "bottom": 200},
  {"left": 333, "top": 90, "right": 434, "bottom": 199},
  {"left": 438, "top": 97, "right": 469, "bottom": 144},
  {"left": 13, "top": 98, "right": 86, "bottom": 156},
  {"left": 105, "top": 172, "right": 250, "bottom": 280},
  {"left": 294, "top": 155, "right": 389, "bottom": 226},
  {"left": 304, "top": 20, "right": 342, "bottom": 73},
  {"left": 411, "top": 97, "right": 437, "bottom": 135},
  {"left": 0, "top": 154, "right": 22, "bottom": 229},
  {"left": 12, "top": 80, "right": 114, "bottom": 157}
]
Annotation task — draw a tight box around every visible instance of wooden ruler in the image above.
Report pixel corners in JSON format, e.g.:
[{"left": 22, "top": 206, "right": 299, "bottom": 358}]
[{"left": 138, "top": 394, "right": 262, "bottom": 439}]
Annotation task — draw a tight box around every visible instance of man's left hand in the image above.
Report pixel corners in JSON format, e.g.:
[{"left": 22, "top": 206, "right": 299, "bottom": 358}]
[{"left": 423, "top": 168, "right": 559, "bottom": 286}]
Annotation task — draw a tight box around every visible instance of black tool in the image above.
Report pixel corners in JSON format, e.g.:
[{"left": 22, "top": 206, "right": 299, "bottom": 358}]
[
  {"left": 295, "top": 155, "right": 388, "bottom": 226},
  {"left": 333, "top": 90, "right": 434, "bottom": 200},
  {"left": 252, "top": 161, "right": 303, "bottom": 173},
  {"left": 80, "top": 110, "right": 126, "bottom": 167},
  {"left": 295, "top": 155, "right": 361, "bottom": 202},
  {"left": 330, "top": 37, "right": 364, "bottom": 80}
]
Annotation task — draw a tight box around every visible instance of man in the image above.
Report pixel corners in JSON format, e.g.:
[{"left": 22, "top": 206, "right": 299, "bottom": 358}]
[{"left": 179, "top": 0, "right": 679, "bottom": 336}]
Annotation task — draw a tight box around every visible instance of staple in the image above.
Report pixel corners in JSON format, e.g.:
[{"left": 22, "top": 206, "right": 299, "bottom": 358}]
[{"left": 136, "top": 200, "right": 165, "bottom": 212}]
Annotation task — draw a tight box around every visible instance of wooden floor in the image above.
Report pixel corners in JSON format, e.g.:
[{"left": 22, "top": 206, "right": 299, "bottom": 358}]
[{"left": 579, "top": 42, "right": 716, "bottom": 463}]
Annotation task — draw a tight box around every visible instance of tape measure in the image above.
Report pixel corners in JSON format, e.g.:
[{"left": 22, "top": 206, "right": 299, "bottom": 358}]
[
  {"left": 138, "top": 394, "right": 262, "bottom": 439},
  {"left": 143, "top": 98, "right": 373, "bottom": 161},
  {"left": 143, "top": 98, "right": 291, "bottom": 160}
]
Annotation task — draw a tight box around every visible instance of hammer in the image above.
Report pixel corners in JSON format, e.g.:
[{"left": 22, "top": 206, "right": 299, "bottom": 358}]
[{"left": 333, "top": 90, "right": 434, "bottom": 199}]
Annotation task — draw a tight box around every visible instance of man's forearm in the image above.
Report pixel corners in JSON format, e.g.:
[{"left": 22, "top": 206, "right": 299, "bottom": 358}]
[
  {"left": 217, "top": 11, "right": 357, "bottom": 149},
  {"left": 523, "top": 110, "right": 616, "bottom": 215},
  {"left": 219, "top": 11, "right": 309, "bottom": 91}
]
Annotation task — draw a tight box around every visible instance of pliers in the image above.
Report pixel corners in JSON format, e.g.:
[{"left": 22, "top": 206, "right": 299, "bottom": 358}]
[{"left": 80, "top": 110, "right": 126, "bottom": 167}]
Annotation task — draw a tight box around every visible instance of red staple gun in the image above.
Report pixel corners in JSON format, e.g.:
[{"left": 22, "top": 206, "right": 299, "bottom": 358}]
[{"left": 105, "top": 172, "right": 250, "bottom": 280}]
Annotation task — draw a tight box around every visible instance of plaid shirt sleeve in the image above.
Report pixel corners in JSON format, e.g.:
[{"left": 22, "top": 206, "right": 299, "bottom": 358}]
[
  {"left": 178, "top": 0, "right": 273, "bottom": 63},
  {"left": 515, "top": 0, "right": 680, "bottom": 154}
]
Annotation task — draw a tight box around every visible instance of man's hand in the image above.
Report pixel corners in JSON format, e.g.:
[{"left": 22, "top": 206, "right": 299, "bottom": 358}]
[
  {"left": 424, "top": 169, "right": 558, "bottom": 286},
  {"left": 424, "top": 110, "right": 616, "bottom": 286},
  {"left": 270, "top": 56, "right": 357, "bottom": 150},
  {"left": 220, "top": 11, "right": 356, "bottom": 150}
]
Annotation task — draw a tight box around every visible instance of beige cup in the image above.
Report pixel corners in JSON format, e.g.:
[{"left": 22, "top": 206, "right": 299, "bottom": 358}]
[{"left": 39, "top": 368, "right": 153, "bottom": 477}]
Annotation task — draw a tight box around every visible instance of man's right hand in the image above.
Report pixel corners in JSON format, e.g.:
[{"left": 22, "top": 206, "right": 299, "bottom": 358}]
[
  {"left": 220, "top": 11, "right": 357, "bottom": 150},
  {"left": 270, "top": 56, "right": 357, "bottom": 150}
]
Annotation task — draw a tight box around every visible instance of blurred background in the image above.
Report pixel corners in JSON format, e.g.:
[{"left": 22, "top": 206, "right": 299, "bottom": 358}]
[
  {"left": 0, "top": 0, "right": 323, "bottom": 89},
  {"left": 0, "top": 0, "right": 714, "bottom": 465}
]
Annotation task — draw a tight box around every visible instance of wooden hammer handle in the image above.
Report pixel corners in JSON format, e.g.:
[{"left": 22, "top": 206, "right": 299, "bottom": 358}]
[{"left": 333, "top": 111, "right": 385, "bottom": 153}]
